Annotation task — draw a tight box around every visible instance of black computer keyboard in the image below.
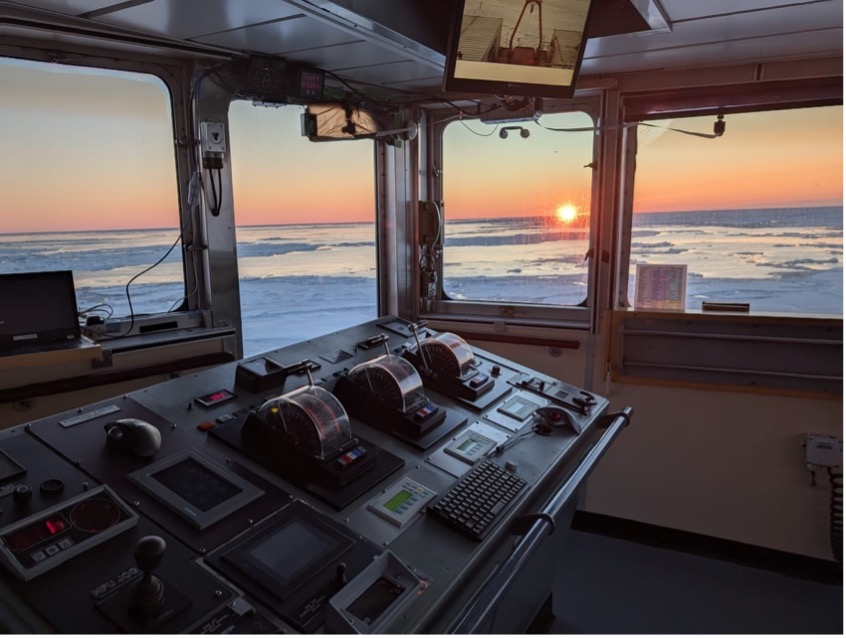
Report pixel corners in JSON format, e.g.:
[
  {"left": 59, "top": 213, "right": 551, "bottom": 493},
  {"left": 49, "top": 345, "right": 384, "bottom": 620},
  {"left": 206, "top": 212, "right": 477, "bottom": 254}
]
[{"left": 429, "top": 459, "right": 527, "bottom": 540}]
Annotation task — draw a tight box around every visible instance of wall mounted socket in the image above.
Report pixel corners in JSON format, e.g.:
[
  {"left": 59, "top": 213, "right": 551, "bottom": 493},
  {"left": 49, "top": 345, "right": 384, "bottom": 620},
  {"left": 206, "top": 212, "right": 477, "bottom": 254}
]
[
  {"left": 200, "top": 121, "right": 226, "bottom": 154},
  {"left": 805, "top": 434, "right": 842, "bottom": 467}
]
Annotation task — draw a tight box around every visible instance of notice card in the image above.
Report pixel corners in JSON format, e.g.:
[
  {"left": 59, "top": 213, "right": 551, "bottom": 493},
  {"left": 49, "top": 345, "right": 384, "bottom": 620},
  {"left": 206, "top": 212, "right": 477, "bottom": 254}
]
[{"left": 634, "top": 264, "right": 688, "bottom": 310}]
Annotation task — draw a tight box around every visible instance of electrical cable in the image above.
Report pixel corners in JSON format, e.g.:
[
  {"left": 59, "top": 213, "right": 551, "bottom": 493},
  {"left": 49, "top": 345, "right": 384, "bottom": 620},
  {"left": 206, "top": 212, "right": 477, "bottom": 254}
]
[
  {"left": 78, "top": 303, "right": 114, "bottom": 320},
  {"left": 485, "top": 422, "right": 554, "bottom": 458},
  {"left": 98, "top": 227, "right": 186, "bottom": 340},
  {"left": 167, "top": 172, "right": 203, "bottom": 313},
  {"left": 456, "top": 119, "right": 500, "bottom": 137},
  {"left": 638, "top": 118, "right": 725, "bottom": 139},
  {"left": 205, "top": 167, "right": 223, "bottom": 216},
  {"left": 827, "top": 467, "right": 842, "bottom": 563}
]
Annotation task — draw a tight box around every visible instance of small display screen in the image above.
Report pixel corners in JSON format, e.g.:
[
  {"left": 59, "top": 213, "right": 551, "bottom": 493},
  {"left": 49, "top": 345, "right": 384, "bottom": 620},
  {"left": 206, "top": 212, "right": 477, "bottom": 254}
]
[
  {"left": 498, "top": 396, "right": 538, "bottom": 420},
  {"left": 197, "top": 389, "right": 236, "bottom": 407},
  {"left": 457, "top": 438, "right": 475, "bottom": 452},
  {"left": 241, "top": 519, "right": 343, "bottom": 588},
  {"left": 383, "top": 490, "right": 412, "bottom": 512},
  {"left": 151, "top": 457, "right": 241, "bottom": 512},
  {"left": 4, "top": 515, "right": 69, "bottom": 552},
  {"left": 347, "top": 577, "right": 405, "bottom": 626}
]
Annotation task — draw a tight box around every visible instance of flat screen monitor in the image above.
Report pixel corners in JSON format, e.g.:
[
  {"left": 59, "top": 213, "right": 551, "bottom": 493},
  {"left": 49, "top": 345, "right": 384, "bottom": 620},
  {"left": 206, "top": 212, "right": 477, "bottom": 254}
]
[{"left": 443, "top": 0, "right": 597, "bottom": 98}]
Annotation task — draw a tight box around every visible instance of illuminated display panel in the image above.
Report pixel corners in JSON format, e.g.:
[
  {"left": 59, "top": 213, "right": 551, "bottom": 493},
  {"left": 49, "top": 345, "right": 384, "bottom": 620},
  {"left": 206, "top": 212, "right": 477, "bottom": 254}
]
[
  {"left": 443, "top": 0, "right": 597, "bottom": 98},
  {"left": 4, "top": 515, "right": 69, "bottom": 552},
  {"left": 383, "top": 490, "right": 412, "bottom": 512}
]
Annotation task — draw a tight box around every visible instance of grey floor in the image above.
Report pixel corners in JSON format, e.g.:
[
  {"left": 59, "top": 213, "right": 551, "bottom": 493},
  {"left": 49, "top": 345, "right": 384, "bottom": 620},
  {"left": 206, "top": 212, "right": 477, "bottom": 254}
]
[{"left": 548, "top": 530, "right": 843, "bottom": 634}]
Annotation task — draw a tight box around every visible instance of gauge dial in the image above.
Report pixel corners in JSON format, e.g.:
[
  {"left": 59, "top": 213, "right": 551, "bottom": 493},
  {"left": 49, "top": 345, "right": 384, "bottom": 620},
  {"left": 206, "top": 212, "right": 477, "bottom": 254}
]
[
  {"left": 348, "top": 355, "right": 425, "bottom": 412},
  {"left": 258, "top": 386, "right": 351, "bottom": 461},
  {"left": 420, "top": 333, "right": 474, "bottom": 378}
]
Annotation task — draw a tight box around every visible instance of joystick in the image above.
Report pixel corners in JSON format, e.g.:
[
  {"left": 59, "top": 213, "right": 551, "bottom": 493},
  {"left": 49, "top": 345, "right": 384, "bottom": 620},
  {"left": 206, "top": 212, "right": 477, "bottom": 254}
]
[{"left": 130, "top": 535, "right": 167, "bottom": 620}]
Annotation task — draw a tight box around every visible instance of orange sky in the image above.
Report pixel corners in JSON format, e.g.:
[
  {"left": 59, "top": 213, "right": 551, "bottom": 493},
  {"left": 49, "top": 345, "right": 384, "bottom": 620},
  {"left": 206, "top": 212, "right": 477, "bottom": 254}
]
[{"left": 0, "top": 58, "right": 842, "bottom": 233}]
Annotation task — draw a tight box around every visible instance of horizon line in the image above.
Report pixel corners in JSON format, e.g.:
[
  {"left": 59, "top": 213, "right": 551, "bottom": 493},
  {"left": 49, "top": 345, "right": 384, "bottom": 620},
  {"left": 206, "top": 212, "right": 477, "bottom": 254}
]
[{"left": 0, "top": 204, "right": 841, "bottom": 236}]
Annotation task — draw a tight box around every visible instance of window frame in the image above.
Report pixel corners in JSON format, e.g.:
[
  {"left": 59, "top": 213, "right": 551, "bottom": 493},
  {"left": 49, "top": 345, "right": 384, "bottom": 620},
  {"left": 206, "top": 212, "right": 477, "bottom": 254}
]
[
  {"left": 609, "top": 78, "right": 843, "bottom": 395},
  {"left": 0, "top": 45, "right": 205, "bottom": 345},
  {"left": 615, "top": 85, "right": 843, "bottom": 316},
  {"left": 226, "top": 98, "right": 381, "bottom": 356},
  {"left": 422, "top": 97, "right": 603, "bottom": 331}
]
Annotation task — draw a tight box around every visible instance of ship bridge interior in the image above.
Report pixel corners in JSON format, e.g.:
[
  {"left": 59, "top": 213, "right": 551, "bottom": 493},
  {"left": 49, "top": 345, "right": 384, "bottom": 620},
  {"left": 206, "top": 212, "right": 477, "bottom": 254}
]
[{"left": 0, "top": 0, "right": 841, "bottom": 634}]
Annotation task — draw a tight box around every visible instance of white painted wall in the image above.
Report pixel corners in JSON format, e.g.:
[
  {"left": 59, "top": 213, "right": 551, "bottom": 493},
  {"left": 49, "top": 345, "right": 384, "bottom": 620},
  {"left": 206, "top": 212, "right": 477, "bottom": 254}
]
[{"left": 474, "top": 332, "right": 842, "bottom": 560}]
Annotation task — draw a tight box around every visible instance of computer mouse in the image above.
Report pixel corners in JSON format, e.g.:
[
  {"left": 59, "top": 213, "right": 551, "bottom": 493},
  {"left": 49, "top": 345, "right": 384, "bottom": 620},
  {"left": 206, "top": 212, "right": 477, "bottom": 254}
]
[
  {"left": 104, "top": 418, "right": 162, "bottom": 458},
  {"left": 535, "top": 406, "right": 581, "bottom": 435}
]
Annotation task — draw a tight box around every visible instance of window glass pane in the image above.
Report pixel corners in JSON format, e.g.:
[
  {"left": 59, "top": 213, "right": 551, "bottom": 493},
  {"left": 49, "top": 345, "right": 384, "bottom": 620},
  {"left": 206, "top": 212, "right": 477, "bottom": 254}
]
[
  {"left": 442, "top": 110, "right": 594, "bottom": 305},
  {"left": 228, "top": 102, "right": 377, "bottom": 356},
  {"left": 629, "top": 106, "right": 843, "bottom": 315},
  {"left": 0, "top": 57, "right": 183, "bottom": 321}
]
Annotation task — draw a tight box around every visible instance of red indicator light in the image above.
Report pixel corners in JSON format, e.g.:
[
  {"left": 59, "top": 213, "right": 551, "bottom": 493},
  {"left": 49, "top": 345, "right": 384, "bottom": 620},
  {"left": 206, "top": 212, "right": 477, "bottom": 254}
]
[{"left": 45, "top": 518, "right": 66, "bottom": 535}]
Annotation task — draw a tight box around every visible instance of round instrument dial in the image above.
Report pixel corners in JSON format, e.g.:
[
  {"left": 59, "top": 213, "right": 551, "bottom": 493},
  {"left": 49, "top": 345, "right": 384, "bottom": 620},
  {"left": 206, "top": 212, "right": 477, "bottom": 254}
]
[
  {"left": 420, "top": 333, "right": 474, "bottom": 378},
  {"left": 349, "top": 355, "right": 425, "bottom": 412},
  {"left": 258, "top": 386, "right": 351, "bottom": 461}
]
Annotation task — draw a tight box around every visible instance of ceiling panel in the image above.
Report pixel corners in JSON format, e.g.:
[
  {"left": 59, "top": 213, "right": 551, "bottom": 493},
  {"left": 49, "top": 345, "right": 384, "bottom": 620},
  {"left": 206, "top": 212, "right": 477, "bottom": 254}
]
[
  {"left": 586, "top": 2, "right": 843, "bottom": 60},
  {"left": 283, "top": 40, "right": 408, "bottom": 71},
  {"left": 4, "top": 0, "right": 843, "bottom": 91},
  {"left": 8, "top": 0, "right": 122, "bottom": 16},
  {"left": 583, "top": 29, "right": 844, "bottom": 75},
  {"left": 191, "top": 14, "right": 359, "bottom": 55},
  {"left": 340, "top": 59, "right": 444, "bottom": 89},
  {"left": 90, "top": 0, "right": 302, "bottom": 40},
  {"left": 660, "top": 0, "right": 836, "bottom": 22}
]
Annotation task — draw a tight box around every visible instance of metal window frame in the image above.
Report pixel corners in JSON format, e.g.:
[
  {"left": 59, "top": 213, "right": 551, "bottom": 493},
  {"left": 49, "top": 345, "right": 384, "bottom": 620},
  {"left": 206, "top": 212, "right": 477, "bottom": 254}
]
[{"left": 420, "top": 98, "right": 604, "bottom": 332}]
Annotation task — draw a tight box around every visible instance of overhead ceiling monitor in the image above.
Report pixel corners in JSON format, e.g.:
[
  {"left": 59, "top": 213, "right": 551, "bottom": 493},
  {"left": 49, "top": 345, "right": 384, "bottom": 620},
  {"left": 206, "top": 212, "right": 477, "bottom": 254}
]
[{"left": 443, "top": 0, "right": 598, "bottom": 98}]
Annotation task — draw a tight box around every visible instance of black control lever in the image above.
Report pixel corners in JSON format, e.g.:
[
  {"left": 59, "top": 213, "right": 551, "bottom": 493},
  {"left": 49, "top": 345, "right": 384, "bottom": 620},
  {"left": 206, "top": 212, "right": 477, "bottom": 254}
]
[
  {"left": 282, "top": 359, "right": 320, "bottom": 377},
  {"left": 356, "top": 333, "right": 389, "bottom": 351},
  {"left": 130, "top": 536, "right": 166, "bottom": 620}
]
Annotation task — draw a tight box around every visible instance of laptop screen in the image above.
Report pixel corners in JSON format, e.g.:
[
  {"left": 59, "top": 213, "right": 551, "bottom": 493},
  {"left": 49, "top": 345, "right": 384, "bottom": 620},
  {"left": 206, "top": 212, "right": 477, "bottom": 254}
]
[{"left": 0, "top": 271, "right": 81, "bottom": 346}]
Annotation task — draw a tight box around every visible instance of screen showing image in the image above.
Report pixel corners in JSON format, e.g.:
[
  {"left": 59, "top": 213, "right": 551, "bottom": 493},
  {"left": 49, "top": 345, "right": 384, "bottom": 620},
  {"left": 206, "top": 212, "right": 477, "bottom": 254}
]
[
  {"left": 245, "top": 519, "right": 340, "bottom": 587},
  {"left": 445, "top": 0, "right": 595, "bottom": 97},
  {"left": 150, "top": 457, "right": 241, "bottom": 512}
]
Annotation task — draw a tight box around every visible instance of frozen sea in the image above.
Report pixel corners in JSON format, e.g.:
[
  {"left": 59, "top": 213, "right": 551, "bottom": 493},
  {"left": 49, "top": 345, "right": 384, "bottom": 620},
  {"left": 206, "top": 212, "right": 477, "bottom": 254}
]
[{"left": 0, "top": 206, "right": 840, "bottom": 357}]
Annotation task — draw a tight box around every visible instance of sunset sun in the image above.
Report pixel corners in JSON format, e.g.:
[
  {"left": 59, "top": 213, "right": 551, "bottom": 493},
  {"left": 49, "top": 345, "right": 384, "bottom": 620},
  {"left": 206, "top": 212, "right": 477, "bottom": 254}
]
[{"left": 556, "top": 204, "right": 578, "bottom": 224}]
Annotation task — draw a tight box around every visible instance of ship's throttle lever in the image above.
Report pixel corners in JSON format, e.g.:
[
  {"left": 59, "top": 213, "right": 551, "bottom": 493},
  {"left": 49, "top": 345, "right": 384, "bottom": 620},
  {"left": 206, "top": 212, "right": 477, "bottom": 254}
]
[{"left": 131, "top": 535, "right": 167, "bottom": 620}]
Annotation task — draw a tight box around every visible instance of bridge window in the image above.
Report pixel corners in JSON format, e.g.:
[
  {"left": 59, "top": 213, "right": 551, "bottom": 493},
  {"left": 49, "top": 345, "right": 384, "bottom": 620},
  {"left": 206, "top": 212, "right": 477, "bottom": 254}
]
[
  {"left": 624, "top": 105, "right": 842, "bottom": 316},
  {"left": 228, "top": 102, "right": 377, "bottom": 356},
  {"left": 436, "top": 109, "right": 596, "bottom": 324},
  {"left": 0, "top": 57, "right": 183, "bottom": 323}
]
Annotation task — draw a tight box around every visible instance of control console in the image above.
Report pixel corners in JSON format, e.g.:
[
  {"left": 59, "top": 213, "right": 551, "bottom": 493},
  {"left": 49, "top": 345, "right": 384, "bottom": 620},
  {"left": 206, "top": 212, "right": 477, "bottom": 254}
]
[{"left": 0, "top": 315, "right": 618, "bottom": 634}]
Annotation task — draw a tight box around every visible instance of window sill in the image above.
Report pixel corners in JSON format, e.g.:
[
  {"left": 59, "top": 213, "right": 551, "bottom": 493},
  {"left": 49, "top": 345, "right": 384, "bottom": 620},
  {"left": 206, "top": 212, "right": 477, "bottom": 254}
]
[{"left": 609, "top": 309, "right": 842, "bottom": 396}]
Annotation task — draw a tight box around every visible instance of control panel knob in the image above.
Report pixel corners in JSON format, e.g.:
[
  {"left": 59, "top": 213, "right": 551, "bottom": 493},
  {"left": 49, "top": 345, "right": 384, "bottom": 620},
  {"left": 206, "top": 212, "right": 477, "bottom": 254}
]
[
  {"left": 134, "top": 535, "right": 166, "bottom": 573},
  {"left": 504, "top": 460, "right": 518, "bottom": 473}
]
